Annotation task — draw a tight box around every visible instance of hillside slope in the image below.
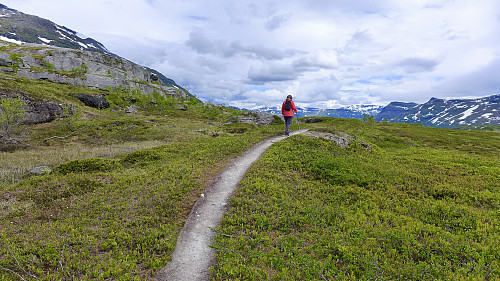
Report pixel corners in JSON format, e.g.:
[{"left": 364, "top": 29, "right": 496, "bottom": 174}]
[
  {"left": 0, "top": 4, "right": 110, "bottom": 54},
  {"left": 0, "top": 4, "right": 188, "bottom": 100},
  {"left": 0, "top": 41, "right": 186, "bottom": 98}
]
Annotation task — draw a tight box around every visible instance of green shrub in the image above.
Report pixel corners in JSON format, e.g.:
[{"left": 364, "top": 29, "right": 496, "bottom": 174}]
[
  {"left": 21, "top": 175, "right": 104, "bottom": 207},
  {"left": 71, "top": 63, "right": 88, "bottom": 77},
  {"left": 223, "top": 123, "right": 255, "bottom": 134},
  {"left": 55, "top": 158, "right": 121, "bottom": 174},
  {"left": 121, "top": 149, "right": 166, "bottom": 165},
  {"left": 0, "top": 98, "right": 25, "bottom": 139},
  {"left": 43, "top": 60, "right": 55, "bottom": 71}
]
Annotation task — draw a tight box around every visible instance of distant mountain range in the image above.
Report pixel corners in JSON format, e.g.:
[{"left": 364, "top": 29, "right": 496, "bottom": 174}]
[
  {"left": 252, "top": 104, "right": 384, "bottom": 119},
  {"left": 376, "top": 95, "right": 499, "bottom": 128},
  {"left": 253, "top": 94, "right": 500, "bottom": 128}
]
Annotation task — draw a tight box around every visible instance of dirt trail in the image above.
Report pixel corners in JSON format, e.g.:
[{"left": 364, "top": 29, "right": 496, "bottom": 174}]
[{"left": 155, "top": 129, "right": 308, "bottom": 281}]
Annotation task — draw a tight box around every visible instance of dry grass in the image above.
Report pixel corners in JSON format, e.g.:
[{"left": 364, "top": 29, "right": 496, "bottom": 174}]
[{"left": 0, "top": 140, "right": 168, "bottom": 183}]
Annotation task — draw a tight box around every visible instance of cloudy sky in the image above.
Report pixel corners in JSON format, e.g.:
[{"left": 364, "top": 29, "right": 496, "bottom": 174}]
[{"left": 3, "top": 0, "right": 500, "bottom": 109}]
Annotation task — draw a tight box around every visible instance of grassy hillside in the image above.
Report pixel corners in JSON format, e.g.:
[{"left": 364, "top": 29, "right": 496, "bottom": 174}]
[
  {"left": 0, "top": 74, "right": 284, "bottom": 280},
  {"left": 212, "top": 118, "right": 500, "bottom": 280}
]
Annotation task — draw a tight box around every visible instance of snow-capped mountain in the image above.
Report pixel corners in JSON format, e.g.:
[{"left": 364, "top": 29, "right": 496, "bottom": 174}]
[
  {"left": 253, "top": 104, "right": 384, "bottom": 119},
  {"left": 375, "top": 102, "right": 419, "bottom": 121},
  {"left": 0, "top": 4, "right": 188, "bottom": 94},
  {"left": 304, "top": 105, "right": 384, "bottom": 119},
  {"left": 0, "top": 4, "right": 110, "bottom": 54},
  {"left": 378, "top": 95, "right": 499, "bottom": 128},
  {"left": 253, "top": 95, "right": 499, "bottom": 128},
  {"left": 252, "top": 106, "right": 320, "bottom": 116}
]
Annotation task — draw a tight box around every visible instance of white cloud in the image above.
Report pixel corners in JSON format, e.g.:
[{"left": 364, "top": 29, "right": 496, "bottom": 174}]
[
  {"left": 293, "top": 49, "right": 339, "bottom": 70},
  {"left": 1, "top": 0, "right": 500, "bottom": 109}
]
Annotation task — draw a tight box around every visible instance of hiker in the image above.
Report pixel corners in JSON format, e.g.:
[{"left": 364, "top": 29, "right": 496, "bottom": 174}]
[{"left": 281, "top": 95, "right": 297, "bottom": 136}]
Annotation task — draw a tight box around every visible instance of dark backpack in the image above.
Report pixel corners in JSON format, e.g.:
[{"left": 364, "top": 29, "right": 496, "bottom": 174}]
[{"left": 284, "top": 100, "right": 291, "bottom": 111}]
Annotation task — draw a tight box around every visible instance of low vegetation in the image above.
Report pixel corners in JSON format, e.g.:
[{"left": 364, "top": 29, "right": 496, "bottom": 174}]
[
  {"left": 212, "top": 118, "right": 499, "bottom": 280},
  {"left": 0, "top": 73, "right": 284, "bottom": 280},
  {"left": 0, "top": 73, "right": 499, "bottom": 280}
]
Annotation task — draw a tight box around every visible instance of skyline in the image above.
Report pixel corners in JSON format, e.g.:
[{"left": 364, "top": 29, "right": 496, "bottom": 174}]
[{"left": 2, "top": 0, "right": 500, "bottom": 109}]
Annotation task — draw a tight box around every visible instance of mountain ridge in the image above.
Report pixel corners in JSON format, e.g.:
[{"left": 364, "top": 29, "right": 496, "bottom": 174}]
[
  {"left": 0, "top": 3, "right": 188, "bottom": 97},
  {"left": 253, "top": 94, "right": 499, "bottom": 128},
  {"left": 381, "top": 95, "right": 500, "bottom": 128},
  {"left": 0, "top": 4, "right": 110, "bottom": 55}
]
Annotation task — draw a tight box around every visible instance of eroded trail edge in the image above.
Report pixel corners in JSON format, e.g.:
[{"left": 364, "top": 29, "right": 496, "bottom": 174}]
[{"left": 156, "top": 129, "right": 308, "bottom": 281}]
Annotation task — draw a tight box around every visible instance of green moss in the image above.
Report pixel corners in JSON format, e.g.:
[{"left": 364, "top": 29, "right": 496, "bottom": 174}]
[
  {"left": 121, "top": 149, "right": 166, "bottom": 166},
  {"left": 222, "top": 123, "right": 255, "bottom": 134},
  {"left": 55, "top": 158, "right": 121, "bottom": 175}
]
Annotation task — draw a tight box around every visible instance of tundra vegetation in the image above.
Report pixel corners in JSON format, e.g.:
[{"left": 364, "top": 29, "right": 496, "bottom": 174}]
[
  {"left": 212, "top": 119, "right": 500, "bottom": 280},
  {"left": 0, "top": 73, "right": 282, "bottom": 280},
  {"left": 0, "top": 73, "right": 499, "bottom": 280}
]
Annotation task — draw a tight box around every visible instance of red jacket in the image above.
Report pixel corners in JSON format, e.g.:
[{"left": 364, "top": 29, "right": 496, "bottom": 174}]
[{"left": 281, "top": 99, "right": 297, "bottom": 117}]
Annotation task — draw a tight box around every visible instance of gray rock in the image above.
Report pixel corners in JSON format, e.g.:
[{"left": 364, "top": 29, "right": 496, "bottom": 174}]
[
  {"left": 225, "top": 111, "right": 277, "bottom": 126},
  {"left": 304, "top": 118, "right": 323, "bottom": 123},
  {"left": 304, "top": 131, "right": 373, "bottom": 151},
  {"left": 175, "top": 104, "right": 187, "bottom": 111},
  {"left": 126, "top": 105, "right": 139, "bottom": 114},
  {"left": 30, "top": 166, "right": 52, "bottom": 175},
  {"left": 3, "top": 44, "right": 188, "bottom": 100},
  {"left": 236, "top": 115, "right": 257, "bottom": 124},
  {"left": 0, "top": 94, "right": 66, "bottom": 125},
  {"left": 255, "top": 111, "right": 276, "bottom": 126},
  {"left": 23, "top": 100, "right": 64, "bottom": 125},
  {"left": 77, "top": 94, "right": 110, "bottom": 109}
]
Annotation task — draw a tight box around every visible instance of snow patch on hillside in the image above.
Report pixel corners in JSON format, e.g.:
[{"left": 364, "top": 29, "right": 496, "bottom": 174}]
[
  {"left": 0, "top": 35, "right": 23, "bottom": 44},
  {"left": 38, "top": 36, "right": 52, "bottom": 43},
  {"left": 459, "top": 105, "right": 479, "bottom": 120}
]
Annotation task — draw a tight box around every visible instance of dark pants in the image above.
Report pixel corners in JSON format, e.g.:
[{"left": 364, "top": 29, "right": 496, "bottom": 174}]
[{"left": 284, "top": 116, "right": 293, "bottom": 135}]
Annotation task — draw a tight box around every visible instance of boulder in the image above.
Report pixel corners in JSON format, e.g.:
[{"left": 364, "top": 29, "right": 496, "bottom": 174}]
[
  {"left": 30, "top": 166, "right": 52, "bottom": 175},
  {"left": 126, "top": 105, "right": 139, "bottom": 114},
  {"left": 225, "top": 111, "right": 277, "bottom": 126},
  {"left": 304, "top": 118, "right": 323, "bottom": 123},
  {"left": 255, "top": 112, "right": 276, "bottom": 126},
  {"left": 23, "top": 101, "right": 64, "bottom": 125},
  {"left": 175, "top": 104, "right": 187, "bottom": 111},
  {"left": 0, "top": 94, "right": 64, "bottom": 125},
  {"left": 77, "top": 94, "right": 110, "bottom": 109}
]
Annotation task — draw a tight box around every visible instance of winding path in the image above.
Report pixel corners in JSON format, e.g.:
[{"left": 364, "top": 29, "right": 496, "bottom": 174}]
[{"left": 155, "top": 129, "right": 308, "bottom": 281}]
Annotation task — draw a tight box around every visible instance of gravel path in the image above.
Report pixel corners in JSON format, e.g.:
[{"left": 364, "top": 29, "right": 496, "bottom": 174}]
[{"left": 155, "top": 129, "right": 308, "bottom": 281}]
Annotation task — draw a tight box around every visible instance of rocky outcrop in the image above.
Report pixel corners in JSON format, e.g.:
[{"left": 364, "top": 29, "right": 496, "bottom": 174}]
[
  {"left": 304, "top": 131, "right": 372, "bottom": 151},
  {"left": 0, "top": 43, "right": 187, "bottom": 99},
  {"left": 0, "top": 5, "right": 110, "bottom": 54},
  {"left": 0, "top": 94, "right": 64, "bottom": 125},
  {"left": 126, "top": 105, "right": 139, "bottom": 115},
  {"left": 225, "top": 111, "right": 278, "bottom": 126},
  {"left": 23, "top": 100, "right": 64, "bottom": 124},
  {"left": 254, "top": 112, "right": 277, "bottom": 126}
]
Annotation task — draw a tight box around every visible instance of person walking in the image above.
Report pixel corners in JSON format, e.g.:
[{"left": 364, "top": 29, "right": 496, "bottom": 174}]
[{"left": 281, "top": 95, "right": 297, "bottom": 136}]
